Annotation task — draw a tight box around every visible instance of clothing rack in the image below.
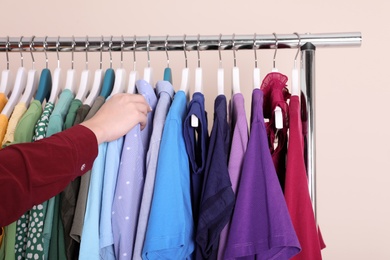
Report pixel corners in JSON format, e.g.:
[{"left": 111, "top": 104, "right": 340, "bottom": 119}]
[{"left": 0, "top": 32, "right": 363, "bottom": 220}]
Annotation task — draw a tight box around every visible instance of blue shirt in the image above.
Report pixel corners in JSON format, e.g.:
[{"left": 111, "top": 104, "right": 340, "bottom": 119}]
[
  {"left": 132, "top": 80, "right": 174, "bottom": 260},
  {"left": 112, "top": 80, "right": 157, "bottom": 259},
  {"left": 183, "top": 92, "right": 209, "bottom": 227},
  {"left": 195, "top": 95, "right": 235, "bottom": 259},
  {"left": 100, "top": 137, "right": 124, "bottom": 260},
  {"left": 142, "top": 90, "right": 194, "bottom": 259},
  {"left": 79, "top": 143, "right": 108, "bottom": 259}
]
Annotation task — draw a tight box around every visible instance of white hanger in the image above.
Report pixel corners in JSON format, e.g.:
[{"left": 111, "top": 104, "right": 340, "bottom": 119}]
[
  {"left": 253, "top": 33, "right": 261, "bottom": 89},
  {"left": 217, "top": 34, "right": 224, "bottom": 96},
  {"left": 84, "top": 37, "right": 105, "bottom": 106},
  {"left": 180, "top": 35, "right": 190, "bottom": 95},
  {"left": 291, "top": 32, "right": 301, "bottom": 96},
  {"left": 75, "top": 37, "right": 92, "bottom": 101},
  {"left": 48, "top": 37, "right": 63, "bottom": 104},
  {"left": 64, "top": 37, "right": 77, "bottom": 94},
  {"left": 110, "top": 37, "right": 127, "bottom": 97},
  {"left": 143, "top": 35, "right": 153, "bottom": 86},
  {"left": 1, "top": 37, "right": 27, "bottom": 117},
  {"left": 271, "top": 33, "right": 283, "bottom": 129},
  {"left": 0, "top": 37, "right": 13, "bottom": 96},
  {"left": 127, "top": 36, "right": 139, "bottom": 94},
  {"left": 20, "top": 38, "right": 39, "bottom": 105},
  {"left": 192, "top": 35, "right": 203, "bottom": 127},
  {"left": 231, "top": 34, "right": 241, "bottom": 95}
]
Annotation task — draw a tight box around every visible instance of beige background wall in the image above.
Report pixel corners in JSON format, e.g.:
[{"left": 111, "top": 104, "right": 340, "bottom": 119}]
[{"left": 1, "top": 0, "right": 389, "bottom": 259}]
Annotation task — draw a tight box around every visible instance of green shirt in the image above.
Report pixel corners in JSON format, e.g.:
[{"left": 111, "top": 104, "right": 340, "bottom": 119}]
[{"left": 64, "top": 99, "right": 82, "bottom": 130}]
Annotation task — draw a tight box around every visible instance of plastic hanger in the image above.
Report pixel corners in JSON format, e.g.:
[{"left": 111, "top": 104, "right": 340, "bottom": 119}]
[
  {"left": 180, "top": 34, "right": 190, "bottom": 95},
  {"left": 271, "top": 33, "right": 282, "bottom": 130},
  {"left": 231, "top": 33, "right": 241, "bottom": 95},
  {"left": 35, "top": 36, "right": 52, "bottom": 103},
  {"left": 163, "top": 35, "right": 172, "bottom": 83},
  {"left": 20, "top": 36, "right": 39, "bottom": 105},
  {"left": 1, "top": 37, "right": 27, "bottom": 117},
  {"left": 127, "top": 35, "right": 138, "bottom": 94},
  {"left": 75, "top": 36, "right": 92, "bottom": 102},
  {"left": 0, "top": 37, "right": 13, "bottom": 96},
  {"left": 217, "top": 34, "right": 224, "bottom": 96},
  {"left": 99, "top": 36, "right": 115, "bottom": 99},
  {"left": 253, "top": 33, "right": 261, "bottom": 89},
  {"left": 48, "top": 37, "right": 63, "bottom": 104},
  {"left": 143, "top": 35, "right": 153, "bottom": 86},
  {"left": 110, "top": 36, "right": 126, "bottom": 97},
  {"left": 63, "top": 36, "right": 77, "bottom": 94},
  {"left": 84, "top": 37, "right": 104, "bottom": 106},
  {"left": 291, "top": 32, "right": 301, "bottom": 96},
  {"left": 192, "top": 35, "right": 203, "bottom": 127}
]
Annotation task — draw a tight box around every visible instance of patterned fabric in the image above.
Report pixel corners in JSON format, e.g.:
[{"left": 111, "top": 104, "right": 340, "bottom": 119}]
[{"left": 14, "top": 102, "right": 54, "bottom": 260}]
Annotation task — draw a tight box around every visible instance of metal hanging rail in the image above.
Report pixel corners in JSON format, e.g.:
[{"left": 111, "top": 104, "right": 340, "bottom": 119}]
[{"left": 0, "top": 32, "right": 361, "bottom": 52}]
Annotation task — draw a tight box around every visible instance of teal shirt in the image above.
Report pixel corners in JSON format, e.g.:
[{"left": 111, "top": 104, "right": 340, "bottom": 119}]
[{"left": 64, "top": 99, "right": 82, "bottom": 130}]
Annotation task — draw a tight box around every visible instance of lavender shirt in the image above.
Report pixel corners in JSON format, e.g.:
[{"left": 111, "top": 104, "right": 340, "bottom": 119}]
[
  {"left": 217, "top": 93, "right": 249, "bottom": 259},
  {"left": 224, "top": 89, "right": 301, "bottom": 260},
  {"left": 112, "top": 80, "right": 157, "bottom": 259}
]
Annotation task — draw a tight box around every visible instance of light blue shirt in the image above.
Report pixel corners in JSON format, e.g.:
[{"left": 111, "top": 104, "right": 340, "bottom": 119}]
[
  {"left": 132, "top": 81, "right": 174, "bottom": 260},
  {"left": 79, "top": 143, "right": 108, "bottom": 259},
  {"left": 43, "top": 89, "right": 74, "bottom": 258},
  {"left": 99, "top": 137, "right": 124, "bottom": 260},
  {"left": 142, "top": 90, "right": 195, "bottom": 259},
  {"left": 112, "top": 80, "right": 157, "bottom": 259}
]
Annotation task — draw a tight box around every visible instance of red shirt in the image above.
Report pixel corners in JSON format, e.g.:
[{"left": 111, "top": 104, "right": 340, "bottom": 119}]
[
  {"left": 0, "top": 125, "right": 98, "bottom": 227},
  {"left": 285, "top": 96, "right": 324, "bottom": 260}
]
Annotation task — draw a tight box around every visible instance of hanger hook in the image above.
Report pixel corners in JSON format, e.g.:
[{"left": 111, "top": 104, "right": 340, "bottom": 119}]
[
  {"left": 56, "top": 36, "right": 60, "bottom": 68},
  {"left": 165, "top": 35, "right": 170, "bottom": 68},
  {"left": 272, "top": 32, "right": 278, "bottom": 70},
  {"left": 218, "top": 34, "right": 222, "bottom": 68},
  {"left": 147, "top": 35, "right": 151, "bottom": 68},
  {"left": 71, "top": 35, "right": 75, "bottom": 70},
  {"left": 197, "top": 34, "right": 201, "bottom": 68},
  {"left": 100, "top": 36, "right": 104, "bottom": 69},
  {"left": 44, "top": 36, "right": 48, "bottom": 69},
  {"left": 253, "top": 33, "right": 258, "bottom": 68},
  {"left": 109, "top": 35, "right": 113, "bottom": 69},
  {"left": 19, "top": 36, "right": 24, "bottom": 67},
  {"left": 30, "top": 36, "right": 35, "bottom": 69},
  {"left": 85, "top": 35, "right": 89, "bottom": 70},
  {"left": 183, "top": 34, "right": 188, "bottom": 68},
  {"left": 132, "top": 35, "right": 137, "bottom": 71},
  {"left": 232, "top": 33, "right": 237, "bottom": 67},
  {"left": 120, "top": 35, "right": 125, "bottom": 68},
  {"left": 293, "top": 32, "right": 301, "bottom": 68},
  {"left": 5, "top": 36, "right": 10, "bottom": 70}
]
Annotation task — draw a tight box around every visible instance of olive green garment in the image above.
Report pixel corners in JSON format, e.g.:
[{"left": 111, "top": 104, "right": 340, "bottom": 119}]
[{"left": 64, "top": 99, "right": 82, "bottom": 130}]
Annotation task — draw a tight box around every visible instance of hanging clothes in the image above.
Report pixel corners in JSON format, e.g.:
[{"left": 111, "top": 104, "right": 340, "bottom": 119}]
[
  {"left": 183, "top": 92, "right": 209, "bottom": 229},
  {"left": 261, "top": 72, "right": 290, "bottom": 191},
  {"left": 142, "top": 90, "right": 195, "bottom": 259},
  {"left": 0, "top": 93, "right": 7, "bottom": 112},
  {"left": 195, "top": 94, "right": 235, "bottom": 259},
  {"left": 132, "top": 80, "right": 174, "bottom": 260},
  {"left": 217, "top": 92, "right": 249, "bottom": 259},
  {"left": 2, "top": 102, "right": 27, "bottom": 146},
  {"left": 224, "top": 89, "right": 301, "bottom": 259}
]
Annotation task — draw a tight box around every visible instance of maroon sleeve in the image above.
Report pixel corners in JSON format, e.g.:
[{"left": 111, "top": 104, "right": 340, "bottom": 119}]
[{"left": 0, "top": 124, "right": 98, "bottom": 227}]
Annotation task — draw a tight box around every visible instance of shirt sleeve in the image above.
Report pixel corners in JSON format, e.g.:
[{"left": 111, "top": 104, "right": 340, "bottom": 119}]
[{"left": 0, "top": 124, "right": 98, "bottom": 227}]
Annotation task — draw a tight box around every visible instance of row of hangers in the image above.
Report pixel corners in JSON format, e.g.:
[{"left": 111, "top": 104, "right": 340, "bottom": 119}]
[{"left": 0, "top": 33, "right": 303, "bottom": 129}]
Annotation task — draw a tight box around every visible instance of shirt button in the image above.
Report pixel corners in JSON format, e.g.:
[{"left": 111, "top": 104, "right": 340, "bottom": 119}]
[{"left": 80, "top": 164, "right": 86, "bottom": 171}]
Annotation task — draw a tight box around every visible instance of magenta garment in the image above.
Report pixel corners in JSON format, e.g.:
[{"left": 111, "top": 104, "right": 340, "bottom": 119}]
[
  {"left": 217, "top": 93, "right": 249, "bottom": 260},
  {"left": 224, "top": 89, "right": 300, "bottom": 260},
  {"left": 261, "top": 72, "right": 290, "bottom": 191}
]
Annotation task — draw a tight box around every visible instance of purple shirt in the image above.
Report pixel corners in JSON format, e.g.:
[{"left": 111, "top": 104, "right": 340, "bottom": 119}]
[
  {"left": 224, "top": 89, "right": 301, "bottom": 260},
  {"left": 112, "top": 80, "right": 157, "bottom": 259},
  {"left": 218, "top": 93, "right": 249, "bottom": 259}
]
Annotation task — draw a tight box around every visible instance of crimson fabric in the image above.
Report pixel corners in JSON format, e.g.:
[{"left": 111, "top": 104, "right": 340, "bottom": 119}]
[
  {"left": 261, "top": 72, "right": 290, "bottom": 191},
  {"left": 285, "top": 96, "right": 325, "bottom": 260},
  {"left": 0, "top": 125, "right": 98, "bottom": 227}
]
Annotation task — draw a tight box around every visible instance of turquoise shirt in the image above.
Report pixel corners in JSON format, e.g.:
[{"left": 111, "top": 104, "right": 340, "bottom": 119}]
[{"left": 142, "top": 91, "right": 195, "bottom": 259}]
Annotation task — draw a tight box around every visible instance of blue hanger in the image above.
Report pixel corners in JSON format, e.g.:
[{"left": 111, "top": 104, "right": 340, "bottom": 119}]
[
  {"left": 35, "top": 68, "right": 52, "bottom": 103},
  {"left": 163, "top": 35, "right": 172, "bottom": 84},
  {"left": 99, "top": 68, "right": 115, "bottom": 99}
]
